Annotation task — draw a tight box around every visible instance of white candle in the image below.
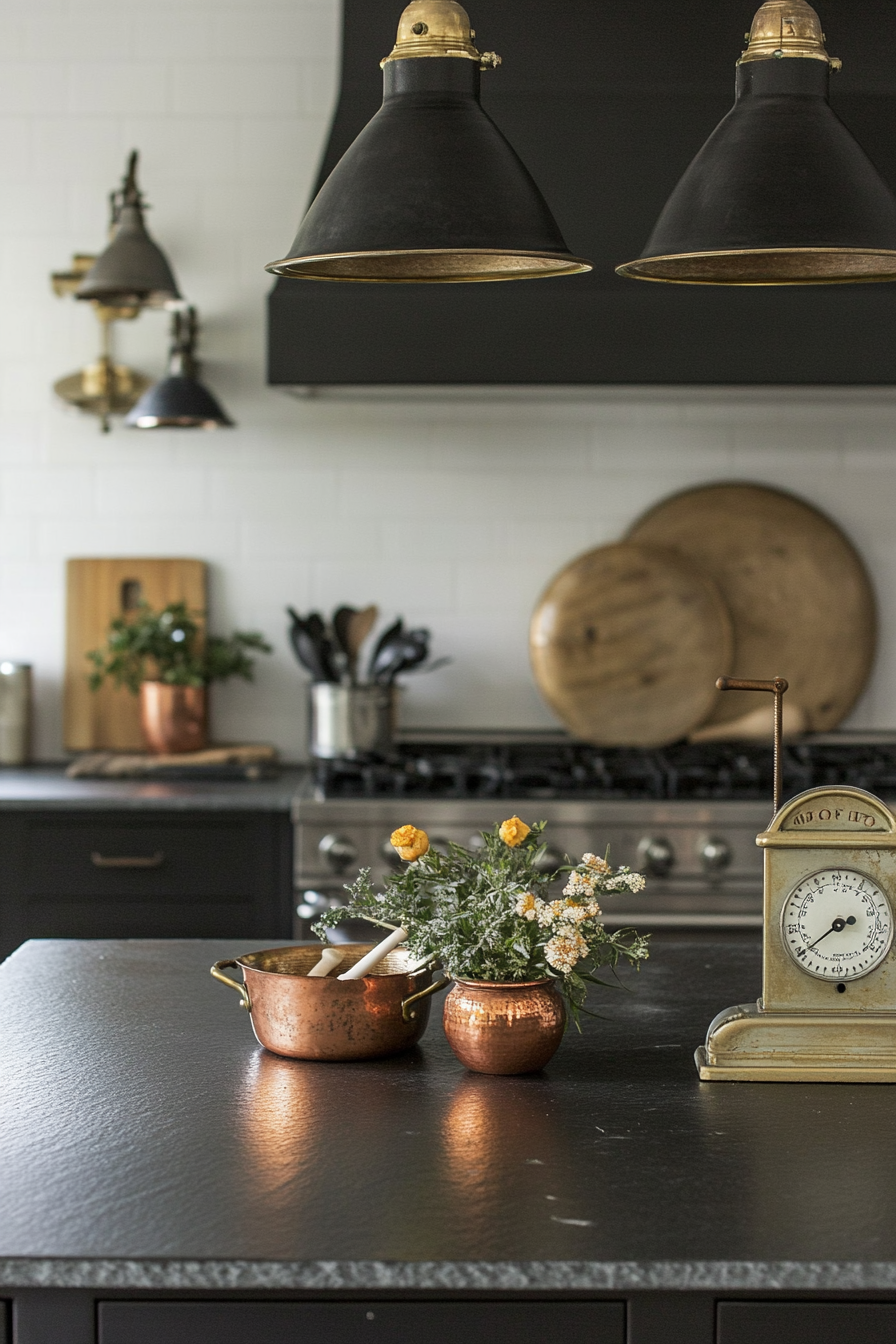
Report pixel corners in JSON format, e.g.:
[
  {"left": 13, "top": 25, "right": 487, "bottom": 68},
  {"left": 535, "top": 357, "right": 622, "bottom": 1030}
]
[
  {"left": 337, "top": 926, "right": 408, "bottom": 980},
  {"left": 306, "top": 947, "right": 346, "bottom": 977}
]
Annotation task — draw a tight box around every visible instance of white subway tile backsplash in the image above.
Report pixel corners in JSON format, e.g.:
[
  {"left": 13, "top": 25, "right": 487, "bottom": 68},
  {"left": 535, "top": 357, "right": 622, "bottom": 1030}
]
[
  {"left": 1, "top": 0, "right": 896, "bottom": 756},
  {"left": 170, "top": 61, "right": 300, "bottom": 116}
]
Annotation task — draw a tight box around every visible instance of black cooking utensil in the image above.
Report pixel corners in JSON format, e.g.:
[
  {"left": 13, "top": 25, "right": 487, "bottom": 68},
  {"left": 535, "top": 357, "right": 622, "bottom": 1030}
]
[
  {"left": 366, "top": 617, "right": 404, "bottom": 682},
  {"left": 286, "top": 607, "right": 334, "bottom": 683}
]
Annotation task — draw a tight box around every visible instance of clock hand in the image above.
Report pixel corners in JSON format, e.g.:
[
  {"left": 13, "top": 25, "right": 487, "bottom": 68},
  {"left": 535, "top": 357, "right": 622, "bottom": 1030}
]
[{"left": 805, "top": 915, "right": 857, "bottom": 952}]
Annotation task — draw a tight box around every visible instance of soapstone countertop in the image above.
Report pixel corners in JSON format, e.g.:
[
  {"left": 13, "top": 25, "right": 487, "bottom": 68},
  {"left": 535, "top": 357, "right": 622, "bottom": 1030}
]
[
  {"left": 2, "top": 932, "right": 896, "bottom": 1294},
  {"left": 0, "top": 765, "right": 307, "bottom": 811}
]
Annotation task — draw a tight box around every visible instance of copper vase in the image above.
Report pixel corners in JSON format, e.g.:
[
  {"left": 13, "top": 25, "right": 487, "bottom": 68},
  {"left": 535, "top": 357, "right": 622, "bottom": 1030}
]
[
  {"left": 139, "top": 681, "right": 207, "bottom": 754},
  {"left": 443, "top": 978, "right": 566, "bottom": 1075}
]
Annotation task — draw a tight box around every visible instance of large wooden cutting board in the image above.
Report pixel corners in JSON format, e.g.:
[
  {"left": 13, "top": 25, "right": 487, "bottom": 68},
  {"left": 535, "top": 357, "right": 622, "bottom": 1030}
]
[
  {"left": 627, "top": 483, "right": 877, "bottom": 731},
  {"left": 65, "top": 559, "right": 207, "bottom": 751},
  {"left": 529, "top": 542, "right": 733, "bottom": 747}
]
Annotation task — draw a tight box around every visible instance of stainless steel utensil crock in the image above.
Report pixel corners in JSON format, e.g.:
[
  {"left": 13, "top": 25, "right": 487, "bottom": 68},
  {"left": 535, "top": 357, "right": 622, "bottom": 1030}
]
[
  {"left": 211, "top": 943, "right": 448, "bottom": 1060},
  {"left": 310, "top": 683, "right": 397, "bottom": 759},
  {"left": 0, "top": 662, "right": 31, "bottom": 765}
]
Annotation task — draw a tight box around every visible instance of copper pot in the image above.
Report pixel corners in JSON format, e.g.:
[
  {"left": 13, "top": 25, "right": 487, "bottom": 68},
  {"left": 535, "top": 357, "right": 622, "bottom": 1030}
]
[
  {"left": 140, "top": 681, "right": 207, "bottom": 754},
  {"left": 211, "top": 944, "right": 449, "bottom": 1061},
  {"left": 443, "top": 978, "right": 566, "bottom": 1075}
]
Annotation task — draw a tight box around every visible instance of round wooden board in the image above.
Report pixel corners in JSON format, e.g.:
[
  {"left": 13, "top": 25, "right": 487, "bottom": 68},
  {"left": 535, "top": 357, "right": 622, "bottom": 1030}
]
[
  {"left": 529, "top": 541, "right": 733, "bottom": 747},
  {"left": 627, "top": 482, "right": 877, "bottom": 730}
]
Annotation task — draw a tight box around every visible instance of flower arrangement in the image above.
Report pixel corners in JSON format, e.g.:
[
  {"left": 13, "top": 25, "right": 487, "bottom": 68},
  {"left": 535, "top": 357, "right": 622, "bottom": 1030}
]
[{"left": 313, "top": 815, "right": 650, "bottom": 1025}]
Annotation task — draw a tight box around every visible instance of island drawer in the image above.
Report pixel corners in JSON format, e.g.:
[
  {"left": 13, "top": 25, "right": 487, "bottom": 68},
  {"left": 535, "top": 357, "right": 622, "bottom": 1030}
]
[
  {"left": 0, "top": 810, "right": 293, "bottom": 953},
  {"left": 718, "top": 1301, "right": 896, "bottom": 1342},
  {"left": 99, "top": 1300, "right": 626, "bottom": 1344},
  {"left": 11, "top": 815, "right": 258, "bottom": 899}
]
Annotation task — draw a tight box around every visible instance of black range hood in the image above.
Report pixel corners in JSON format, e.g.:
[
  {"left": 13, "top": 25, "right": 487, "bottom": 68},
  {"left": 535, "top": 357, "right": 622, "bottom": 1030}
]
[{"left": 268, "top": 0, "right": 896, "bottom": 387}]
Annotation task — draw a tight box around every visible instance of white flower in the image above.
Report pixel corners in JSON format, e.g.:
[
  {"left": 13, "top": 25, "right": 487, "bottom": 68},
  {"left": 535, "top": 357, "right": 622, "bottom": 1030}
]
[
  {"left": 563, "top": 870, "right": 597, "bottom": 897},
  {"left": 626, "top": 872, "right": 646, "bottom": 893},
  {"left": 582, "top": 852, "right": 611, "bottom": 875},
  {"left": 515, "top": 892, "right": 538, "bottom": 921},
  {"left": 536, "top": 902, "right": 556, "bottom": 927},
  {"left": 545, "top": 930, "right": 588, "bottom": 973}
]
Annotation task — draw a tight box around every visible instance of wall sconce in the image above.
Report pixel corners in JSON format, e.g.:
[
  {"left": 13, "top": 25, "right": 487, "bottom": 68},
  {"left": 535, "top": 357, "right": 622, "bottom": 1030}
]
[
  {"left": 51, "top": 153, "right": 228, "bottom": 432},
  {"left": 125, "top": 308, "right": 234, "bottom": 429}
]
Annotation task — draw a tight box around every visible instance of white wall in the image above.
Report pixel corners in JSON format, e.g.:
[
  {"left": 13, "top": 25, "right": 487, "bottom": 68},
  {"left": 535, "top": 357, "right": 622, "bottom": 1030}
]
[{"left": 2, "top": 0, "right": 896, "bottom": 760}]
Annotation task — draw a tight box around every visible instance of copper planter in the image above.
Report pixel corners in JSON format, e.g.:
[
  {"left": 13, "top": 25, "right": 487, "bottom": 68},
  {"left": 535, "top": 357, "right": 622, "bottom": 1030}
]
[
  {"left": 443, "top": 978, "right": 566, "bottom": 1075},
  {"left": 140, "top": 681, "right": 207, "bottom": 754},
  {"left": 211, "top": 944, "right": 448, "bottom": 1061}
]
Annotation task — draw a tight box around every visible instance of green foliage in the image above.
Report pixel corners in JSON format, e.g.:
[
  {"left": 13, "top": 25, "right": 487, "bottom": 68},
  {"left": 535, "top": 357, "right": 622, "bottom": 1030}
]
[
  {"left": 87, "top": 601, "right": 272, "bottom": 694},
  {"left": 313, "top": 820, "right": 650, "bottom": 1027}
]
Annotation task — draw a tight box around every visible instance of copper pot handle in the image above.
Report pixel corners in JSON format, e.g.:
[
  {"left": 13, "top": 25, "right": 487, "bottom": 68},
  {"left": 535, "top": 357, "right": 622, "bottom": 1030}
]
[
  {"left": 210, "top": 960, "right": 251, "bottom": 1011},
  {"left": 402, "top": 973, "right": 451, "bottom": 1022}
]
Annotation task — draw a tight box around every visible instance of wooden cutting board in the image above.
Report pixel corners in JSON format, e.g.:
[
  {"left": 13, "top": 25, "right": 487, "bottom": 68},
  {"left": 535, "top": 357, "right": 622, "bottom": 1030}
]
[
  {"left": 627, "top": 483, "right": 877, "bottom": 731},
  {"left": 529, "top": 541, "right": 733, "bottom": 747},
  {"left": 64, "top": 559, "right": 207, "bottom": 751}
]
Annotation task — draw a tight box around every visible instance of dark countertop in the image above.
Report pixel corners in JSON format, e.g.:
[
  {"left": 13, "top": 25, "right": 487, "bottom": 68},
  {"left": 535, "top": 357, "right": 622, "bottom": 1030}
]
[
  {"left": 3, "top": 932, "right": 896, "bottom": 1293},
  {"left": 0, "top": 765, "right": 307, "bottom": 811}
]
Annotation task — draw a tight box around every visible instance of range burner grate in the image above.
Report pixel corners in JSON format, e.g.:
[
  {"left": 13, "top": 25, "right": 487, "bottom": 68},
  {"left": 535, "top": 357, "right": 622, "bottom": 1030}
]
[{"left": 313, "top": 740, "right": 896, "bottom": 802}]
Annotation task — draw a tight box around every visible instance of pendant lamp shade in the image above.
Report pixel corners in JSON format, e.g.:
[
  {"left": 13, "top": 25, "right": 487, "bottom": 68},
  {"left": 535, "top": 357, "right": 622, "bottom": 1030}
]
[
  {"left": 125, "top": 309, "right": 233, "bottom": 429},
  {"left": 265, "top": 0, "right": 590, "bottom": 282},
  {"left": 617, "top": 1, "right": 896, "bottom": 285},
  {"left": 77, "top": 151, "right": 182, "bottom": 308}
]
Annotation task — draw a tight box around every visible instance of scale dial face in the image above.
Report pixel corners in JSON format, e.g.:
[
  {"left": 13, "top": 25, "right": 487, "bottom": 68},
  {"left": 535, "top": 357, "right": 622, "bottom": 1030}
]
[{"left": 782, "top": 868, "right": 894, "bottom": 981}]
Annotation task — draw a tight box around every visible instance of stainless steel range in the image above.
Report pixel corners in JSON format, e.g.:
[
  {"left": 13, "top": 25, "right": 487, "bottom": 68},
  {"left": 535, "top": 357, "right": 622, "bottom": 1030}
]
[{"left": 293, "top": 731, "right": 896, "bottom": 936}]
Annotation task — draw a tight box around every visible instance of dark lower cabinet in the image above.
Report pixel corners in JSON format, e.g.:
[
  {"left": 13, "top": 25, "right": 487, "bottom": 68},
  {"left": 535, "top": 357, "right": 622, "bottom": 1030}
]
[
  {"left": 10, "top": 1293, "right": 896, "bottom": 1343},
  {"left": 718, "top": 1301, "right": 896, "bottom": 1343},
  {"left": 97, "top": 1301, "right": 626, "bottom": 1344},
  {"left": 0, "top": 810, "right": 293, "bottom": 959}
]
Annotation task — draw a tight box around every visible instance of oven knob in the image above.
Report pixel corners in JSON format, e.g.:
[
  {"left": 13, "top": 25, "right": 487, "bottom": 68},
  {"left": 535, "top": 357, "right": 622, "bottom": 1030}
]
[
  {"left": 637, "top": 835, "right": 675, "bottom": 878},
  {"left": 318, "top": 833, "right": 358, "bottom": 873},
  {"left": 532, "top": 844, "right": 564, "bottom": 874},
  {"left": 698, "top": 836, "right": 732, "bottom": 874}
]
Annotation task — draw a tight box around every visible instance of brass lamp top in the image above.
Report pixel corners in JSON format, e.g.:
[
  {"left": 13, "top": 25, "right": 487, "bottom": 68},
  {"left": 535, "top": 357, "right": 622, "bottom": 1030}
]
[
  {"left": 739, "top": 0, "right": 841, "bottom": 69},
  {"left": 381, "top": 0, "right": 500, "bottom": 69}
]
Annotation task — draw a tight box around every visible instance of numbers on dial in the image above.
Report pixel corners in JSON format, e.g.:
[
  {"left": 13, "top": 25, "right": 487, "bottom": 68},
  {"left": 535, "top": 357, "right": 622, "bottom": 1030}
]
[{"left": 781, "top": 868, "right": 894, "bottom": 982}]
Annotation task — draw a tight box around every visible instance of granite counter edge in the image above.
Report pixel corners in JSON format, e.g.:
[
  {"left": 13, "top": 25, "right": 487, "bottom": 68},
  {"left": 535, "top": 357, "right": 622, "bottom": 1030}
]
[{"left": 2, "top": 1259, "right": 896, "bottom": 1292}]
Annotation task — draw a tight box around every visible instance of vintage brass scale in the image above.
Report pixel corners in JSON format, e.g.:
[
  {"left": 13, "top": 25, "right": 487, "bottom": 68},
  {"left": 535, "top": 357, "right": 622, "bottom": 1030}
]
[{"left": 696, "top": 676, "right": 896, "bottom": 1082}]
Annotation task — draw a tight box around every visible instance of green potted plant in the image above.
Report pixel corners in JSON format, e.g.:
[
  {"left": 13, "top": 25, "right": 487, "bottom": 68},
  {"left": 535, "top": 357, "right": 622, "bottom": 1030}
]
[
  {"left": 313, "top": 816, "right": 650, "bottom": 1075},
  {"left": 87, "top": 601, "right": 272, "bottom": 754}
]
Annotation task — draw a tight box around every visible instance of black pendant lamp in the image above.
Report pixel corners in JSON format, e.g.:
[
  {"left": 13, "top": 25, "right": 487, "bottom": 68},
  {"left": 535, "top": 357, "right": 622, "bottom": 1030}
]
[
  {"left": 125, "top": 309, "right": 233, "bottom": 429},
  {"left": 266, "top": 0, "right": 590, "bottom": 282},
  {"left": 77, "top": 151, "right": 182, "bottom": 308},
  {"left": 617, "top": 0, "right": 896, "bottom": 285}
]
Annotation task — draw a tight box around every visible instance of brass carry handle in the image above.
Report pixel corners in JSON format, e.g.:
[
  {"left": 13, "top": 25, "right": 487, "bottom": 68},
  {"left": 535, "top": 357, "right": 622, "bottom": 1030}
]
[
  {"left": 91, "top": 851, "right": 164, "bottom": 869},
  {"left": 210, "top": 959, "right": 251, "bottom": 1011},
  {"left": 402, "top": 973, "right": 451, "bottom": 1022},
  {"left": 716, "top": 675, "right": 789, "bottom": 815}
]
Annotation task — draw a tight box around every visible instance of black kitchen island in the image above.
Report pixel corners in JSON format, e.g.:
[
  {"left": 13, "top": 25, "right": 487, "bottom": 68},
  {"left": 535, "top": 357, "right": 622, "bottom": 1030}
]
[{"left": 2, "top": 933, "right": 896, "bottom": 1343}]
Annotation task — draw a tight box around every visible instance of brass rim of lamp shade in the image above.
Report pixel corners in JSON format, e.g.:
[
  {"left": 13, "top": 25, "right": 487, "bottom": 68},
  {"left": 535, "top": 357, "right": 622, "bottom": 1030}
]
[
  {"left": 265, "top": 247, "right": 592, "bottom": 282},
  {"left": 127, "top": 414, "right": 225, "bottom": 429},
  {"left": 615, "top": 246, "right": 896, "bottom": 285}
]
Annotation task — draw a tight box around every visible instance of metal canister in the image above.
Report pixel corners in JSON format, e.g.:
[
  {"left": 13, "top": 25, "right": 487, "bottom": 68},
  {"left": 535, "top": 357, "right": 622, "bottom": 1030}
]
[
  {"left": 309, "top": 683, "right": 397, "bottom": 759},
  {"left": 0, "top": 662, "right": 32, "bottom": 765}
]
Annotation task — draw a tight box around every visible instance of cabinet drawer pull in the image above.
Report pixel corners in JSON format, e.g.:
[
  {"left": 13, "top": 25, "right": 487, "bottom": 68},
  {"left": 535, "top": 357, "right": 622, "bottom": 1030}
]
[{"left": 90, "top": 851, "right": 165, "bottom": 869}]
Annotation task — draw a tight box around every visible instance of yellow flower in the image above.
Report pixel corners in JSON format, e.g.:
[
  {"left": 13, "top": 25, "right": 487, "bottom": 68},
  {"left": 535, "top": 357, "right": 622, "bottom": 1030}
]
[
  {"left": 499, "top": 816, "right": 531, "bottom": 848},
  {"left": 515, "top": 892, "right": 537, "bottom": 921},
  {"left": 390, "top": 824, "right": 430, "bottom": 862}
]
